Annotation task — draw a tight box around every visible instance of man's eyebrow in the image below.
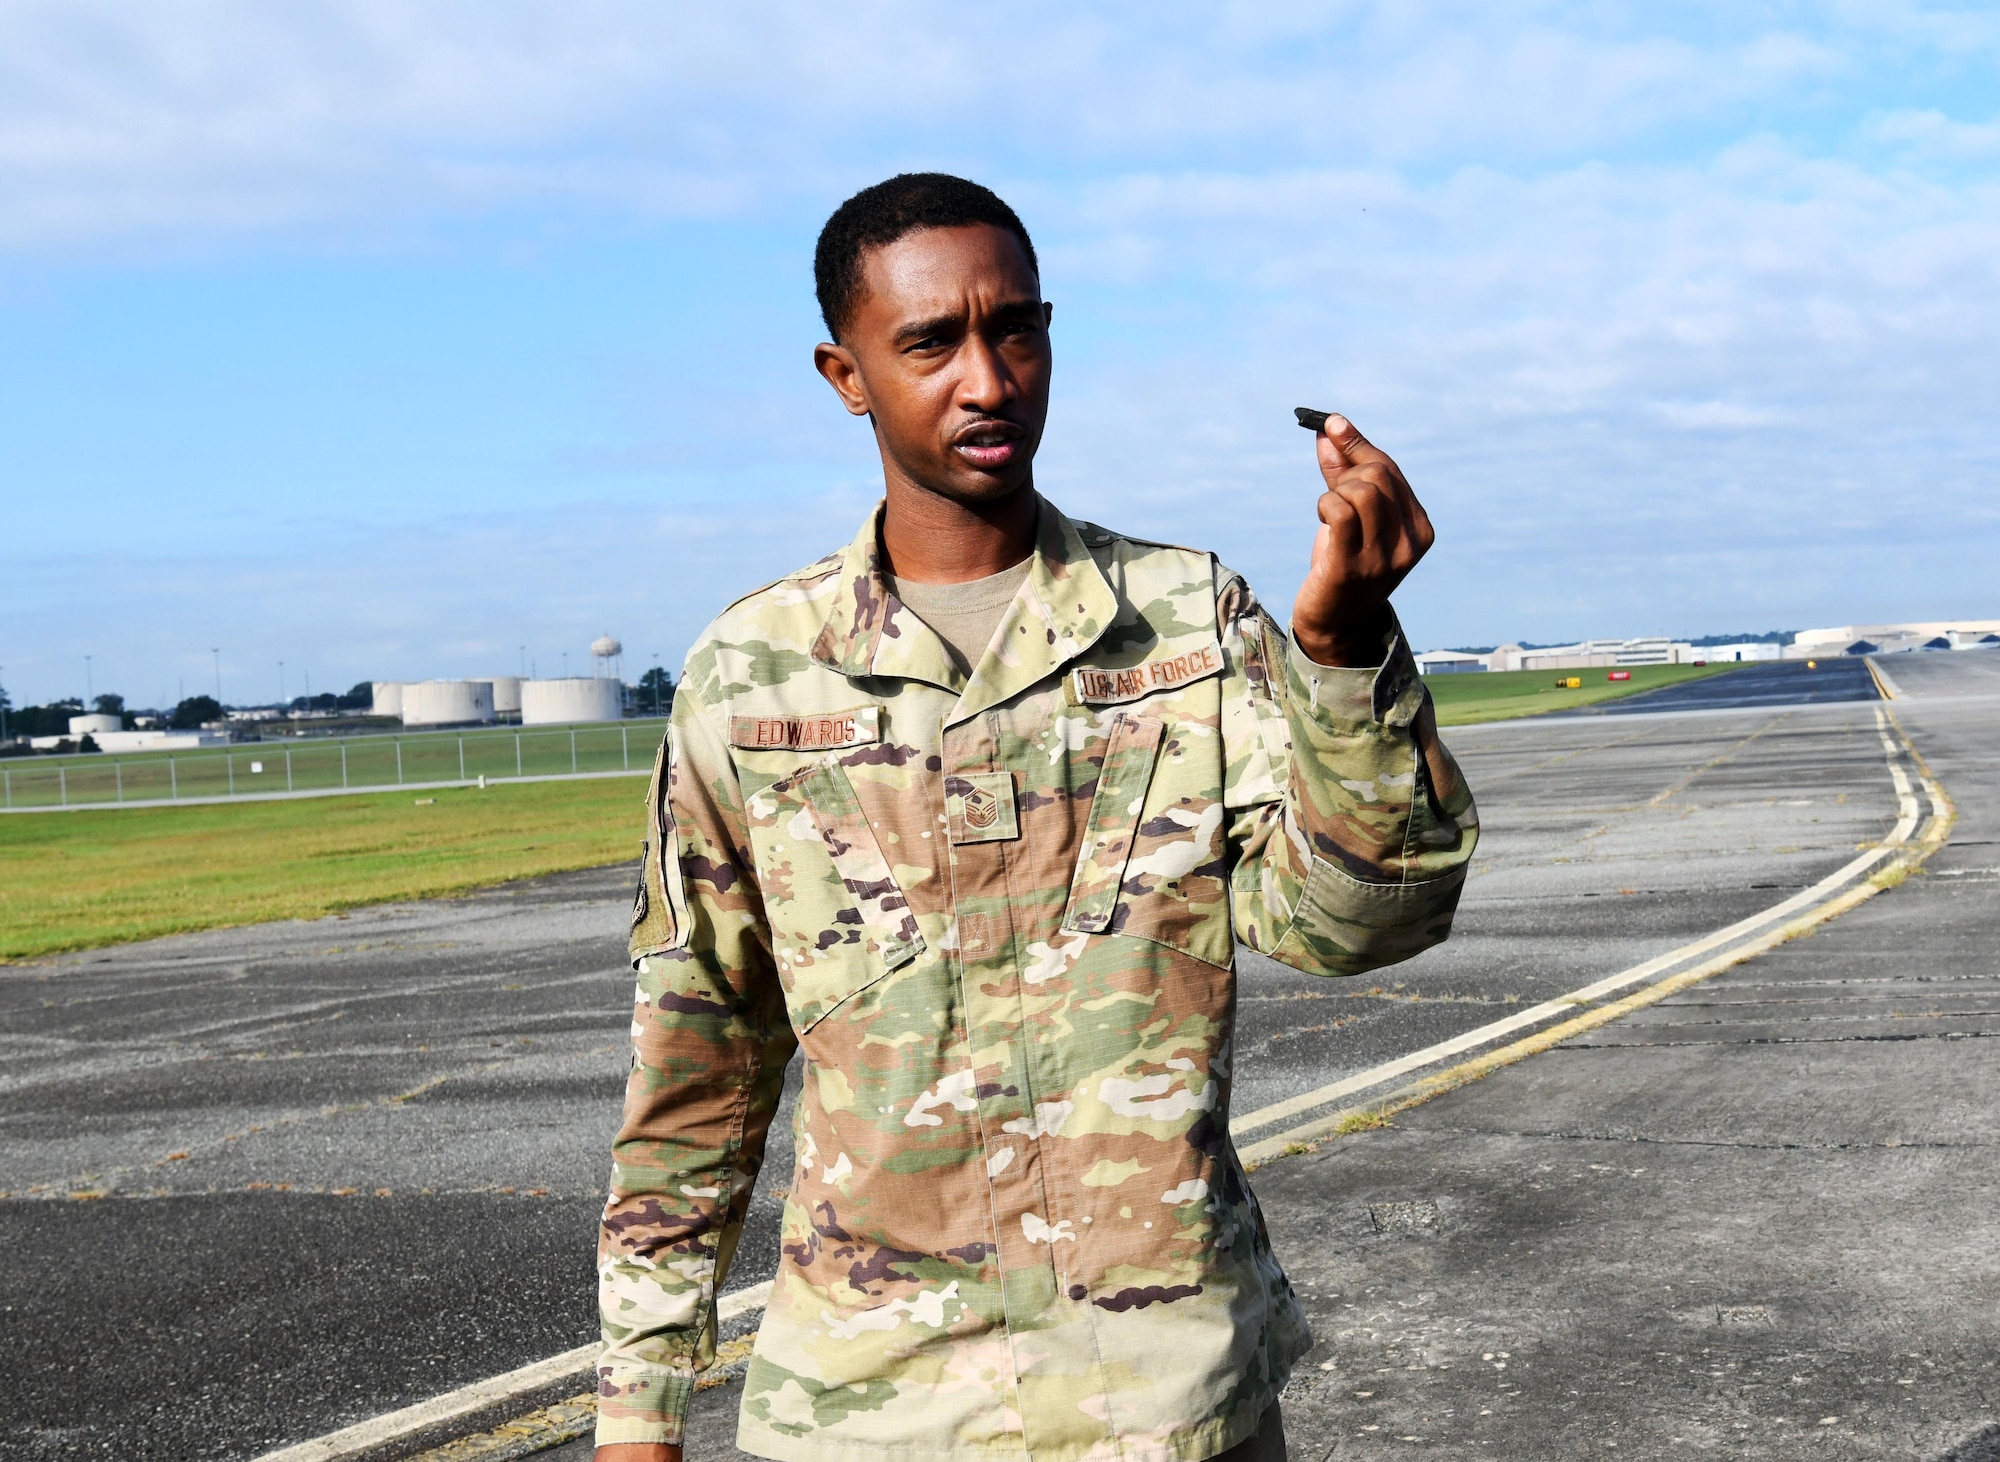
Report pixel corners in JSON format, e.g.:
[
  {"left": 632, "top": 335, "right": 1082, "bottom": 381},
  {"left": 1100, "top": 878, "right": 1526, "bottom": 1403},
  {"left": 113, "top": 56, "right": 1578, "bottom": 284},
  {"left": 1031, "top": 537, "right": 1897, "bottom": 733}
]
[
  {"left": 892, "top": 311, "right": 965, "bottom": 345},
  {"left": 891, "top": 298, "right": 1043, "bottom": 345}
]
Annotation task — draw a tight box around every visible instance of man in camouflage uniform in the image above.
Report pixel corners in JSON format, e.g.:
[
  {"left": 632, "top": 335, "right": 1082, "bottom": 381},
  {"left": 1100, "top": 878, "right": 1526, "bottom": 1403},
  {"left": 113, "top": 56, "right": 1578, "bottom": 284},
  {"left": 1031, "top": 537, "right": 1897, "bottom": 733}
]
[{"left": 596, "top": 174, "right": 1477, "bottom": 1462}]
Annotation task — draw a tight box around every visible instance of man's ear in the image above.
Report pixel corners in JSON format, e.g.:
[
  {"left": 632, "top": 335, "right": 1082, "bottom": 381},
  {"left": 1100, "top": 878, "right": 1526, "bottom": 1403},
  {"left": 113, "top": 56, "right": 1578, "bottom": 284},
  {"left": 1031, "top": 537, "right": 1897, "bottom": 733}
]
[{"left": 813, "top": 342, "right": 872, "bottom": 418}]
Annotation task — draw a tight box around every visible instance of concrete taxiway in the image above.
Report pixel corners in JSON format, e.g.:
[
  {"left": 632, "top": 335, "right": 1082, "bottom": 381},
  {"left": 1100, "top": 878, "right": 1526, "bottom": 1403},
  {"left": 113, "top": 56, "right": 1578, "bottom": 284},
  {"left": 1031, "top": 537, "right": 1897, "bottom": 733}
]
[{"left": 3, "top": 655, "right": 1993, "bottom": 1459}]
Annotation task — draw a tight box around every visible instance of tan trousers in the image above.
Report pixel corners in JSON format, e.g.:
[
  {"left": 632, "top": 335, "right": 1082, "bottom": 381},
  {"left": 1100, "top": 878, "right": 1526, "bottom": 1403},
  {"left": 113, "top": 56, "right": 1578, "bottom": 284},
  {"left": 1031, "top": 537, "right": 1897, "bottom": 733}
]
[{"left": 1214, "top": 1404, "right": 1287, "bottom": 1462}]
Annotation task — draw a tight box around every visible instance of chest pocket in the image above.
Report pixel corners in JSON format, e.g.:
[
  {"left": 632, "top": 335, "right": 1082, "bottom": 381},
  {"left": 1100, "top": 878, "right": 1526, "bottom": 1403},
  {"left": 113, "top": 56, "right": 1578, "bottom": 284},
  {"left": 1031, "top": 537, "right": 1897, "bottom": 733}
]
[
  {"left": 1060, "top": 714, "right": 1164, "bottom": 934},
  {"left": 766, "top": 758, "right": 926, "bottom": 1032},
  {"left": 1058, "top": 704, "right": 1236, "bottom": 968}
]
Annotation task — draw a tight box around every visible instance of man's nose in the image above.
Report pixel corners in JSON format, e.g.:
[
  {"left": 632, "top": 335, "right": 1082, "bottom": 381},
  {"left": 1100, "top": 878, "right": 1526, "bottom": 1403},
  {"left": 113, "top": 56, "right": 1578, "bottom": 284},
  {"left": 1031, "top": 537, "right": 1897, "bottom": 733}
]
[{"left": 956, "top": 333, "right": 1013, "bottom": 412}]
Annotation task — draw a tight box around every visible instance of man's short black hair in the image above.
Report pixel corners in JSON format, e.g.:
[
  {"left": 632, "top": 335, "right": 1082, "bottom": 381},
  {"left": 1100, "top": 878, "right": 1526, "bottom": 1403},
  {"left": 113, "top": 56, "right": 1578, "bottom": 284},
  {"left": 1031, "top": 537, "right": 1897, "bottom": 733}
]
[{"left": 814, "top": 173, "right": 1039, "bottom": 342}]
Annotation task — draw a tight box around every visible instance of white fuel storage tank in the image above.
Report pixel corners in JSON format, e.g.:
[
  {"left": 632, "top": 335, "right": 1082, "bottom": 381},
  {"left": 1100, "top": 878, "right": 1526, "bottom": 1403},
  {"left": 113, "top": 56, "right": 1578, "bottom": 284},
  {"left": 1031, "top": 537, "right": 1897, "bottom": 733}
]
[
  {"left": 371, "top": 681, "right": 406, "bottom": 718},
  {"left": 68, "top": 713, "right": 122, "bottom": 736},
  {"left": 485, "top": 675, "right": 523, "bottom": 716},
  {"left": 521, "top": 677, "right": 623, "bottom": 725},
  {"left": 401, "top": 679, "right": 496, "bottom": 726}
]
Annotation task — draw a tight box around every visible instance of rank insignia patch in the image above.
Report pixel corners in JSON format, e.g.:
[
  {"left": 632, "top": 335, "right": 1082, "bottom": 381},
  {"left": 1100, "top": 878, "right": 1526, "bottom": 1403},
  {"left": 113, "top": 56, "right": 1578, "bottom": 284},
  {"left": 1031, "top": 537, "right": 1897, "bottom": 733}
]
[{"left": 944, "top": 771, "right": 1019, "bottom": 844}]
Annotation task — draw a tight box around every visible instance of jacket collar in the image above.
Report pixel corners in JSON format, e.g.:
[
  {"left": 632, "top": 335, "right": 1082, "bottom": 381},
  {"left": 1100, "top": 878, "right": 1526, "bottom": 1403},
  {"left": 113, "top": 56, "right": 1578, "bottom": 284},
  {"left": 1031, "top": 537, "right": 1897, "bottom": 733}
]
[{"left": 809, "top": 495, "right": 1121, "bottom": 724}]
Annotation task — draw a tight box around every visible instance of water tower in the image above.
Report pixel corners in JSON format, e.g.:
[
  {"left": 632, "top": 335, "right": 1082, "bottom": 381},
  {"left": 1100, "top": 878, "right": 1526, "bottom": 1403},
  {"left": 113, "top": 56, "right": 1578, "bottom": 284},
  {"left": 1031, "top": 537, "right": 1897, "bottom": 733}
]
[{"left": 591, "top": 635, "right": 623, "bottom": 682}]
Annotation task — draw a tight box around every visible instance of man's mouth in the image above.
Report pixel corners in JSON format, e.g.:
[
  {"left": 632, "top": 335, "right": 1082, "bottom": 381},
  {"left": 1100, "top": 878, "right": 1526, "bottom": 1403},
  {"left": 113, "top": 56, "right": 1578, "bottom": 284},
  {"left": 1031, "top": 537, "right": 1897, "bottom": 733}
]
[{"left": 953, "top": 421, "right": 1023, "bottom": 470}]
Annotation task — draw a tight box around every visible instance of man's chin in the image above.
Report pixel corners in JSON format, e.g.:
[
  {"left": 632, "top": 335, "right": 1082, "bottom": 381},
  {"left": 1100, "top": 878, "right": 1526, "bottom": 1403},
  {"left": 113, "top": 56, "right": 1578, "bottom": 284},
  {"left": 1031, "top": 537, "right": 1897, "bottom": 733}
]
[{"left": 906, "top": 465, "right": 1035, "bottom": 509}]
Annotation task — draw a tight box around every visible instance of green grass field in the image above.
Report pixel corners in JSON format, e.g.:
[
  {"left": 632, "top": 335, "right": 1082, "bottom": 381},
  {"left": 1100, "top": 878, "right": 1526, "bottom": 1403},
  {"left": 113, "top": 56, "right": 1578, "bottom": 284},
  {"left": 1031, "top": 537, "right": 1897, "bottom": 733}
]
[
  {"left": 1428, "top": 661, "right": 1740, "bottom": 726},
  {"left": 0, "top": 777, "right": 647, "bottom": 961},
  {"left": 1, "top": 663, "right": 1744, "bottom": 960}
]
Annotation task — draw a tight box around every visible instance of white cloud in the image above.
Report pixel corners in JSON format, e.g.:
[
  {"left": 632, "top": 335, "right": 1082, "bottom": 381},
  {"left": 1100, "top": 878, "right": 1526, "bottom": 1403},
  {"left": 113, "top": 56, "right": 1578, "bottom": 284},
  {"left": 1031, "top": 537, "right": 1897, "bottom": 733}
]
[
  {"left": 1873, "top": 108, "right": 2000, "bottom": 160},
  {"left": 0, "top": 2, "right": 1945, "bottom": 253},
  {"left": 2, "top": 2, "right": 1997, "bottom": 699}
]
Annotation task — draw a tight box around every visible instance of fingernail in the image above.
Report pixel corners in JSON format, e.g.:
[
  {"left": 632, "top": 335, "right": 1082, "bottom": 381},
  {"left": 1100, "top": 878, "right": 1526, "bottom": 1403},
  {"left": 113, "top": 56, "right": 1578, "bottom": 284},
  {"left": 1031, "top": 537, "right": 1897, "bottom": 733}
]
[{"left": 1325, "top": 414, "right": 1350, "bottom": 435}]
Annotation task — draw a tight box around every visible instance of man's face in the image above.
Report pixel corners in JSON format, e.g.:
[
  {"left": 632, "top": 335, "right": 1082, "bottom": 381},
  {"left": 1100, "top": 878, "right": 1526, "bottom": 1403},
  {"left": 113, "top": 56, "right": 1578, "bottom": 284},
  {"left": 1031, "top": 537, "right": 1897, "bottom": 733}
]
[{"left": 816, "top": 224, "right": 1052, "bottom": 505}]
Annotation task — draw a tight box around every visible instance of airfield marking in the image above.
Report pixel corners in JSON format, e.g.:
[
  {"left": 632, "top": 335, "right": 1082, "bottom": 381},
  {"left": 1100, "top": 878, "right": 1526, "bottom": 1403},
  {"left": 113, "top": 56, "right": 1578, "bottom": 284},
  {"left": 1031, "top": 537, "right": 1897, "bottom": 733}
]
[
  {"left": 251, "top": 1283, "right": 772, "bottom": 1462},
  {"left": 1865, "top": 655, "right": 1904, "bottom": 701},
  {"left": 257, "top": 707, "right": 1947, "bottom": 1461},
  {"left": 1231, "top": 704, "right": 1920, "bottom": 1142},
  {"left": 1236, "top": 704, "right": 1951, "bottom": 1164}
]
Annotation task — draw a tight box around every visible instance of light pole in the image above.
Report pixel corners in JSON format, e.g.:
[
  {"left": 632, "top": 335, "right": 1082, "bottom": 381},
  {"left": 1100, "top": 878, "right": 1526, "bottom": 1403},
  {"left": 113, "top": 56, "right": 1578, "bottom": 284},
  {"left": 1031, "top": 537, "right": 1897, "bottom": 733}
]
[
  {"left": 85, "top": 655, "right": 93, "bottom": 708},
  {"left": 279, "top": 660, "right": 286, "bottom": 707},
  {"left": 211, "top": 648, "right": 222, "bottom": 702}
]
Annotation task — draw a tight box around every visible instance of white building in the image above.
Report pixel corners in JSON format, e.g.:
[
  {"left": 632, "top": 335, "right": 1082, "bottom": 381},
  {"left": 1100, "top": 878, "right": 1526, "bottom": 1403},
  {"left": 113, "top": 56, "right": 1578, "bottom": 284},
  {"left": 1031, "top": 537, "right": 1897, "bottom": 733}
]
[
  {"left": 1413, "top": 650, "right": 1487, "bottom": 674},
  {"left": 401, "top": 679, "right": 497, "bottom": 726},
  {"left": 522, "top": 677, "right": 624, "bottom": 725},
  {"left": 93, "top": 729, "right": 229, "bottom": 751},
  {"left": 486, "top": 675, "right": 523, "bottom": 717},
  {"left": 1422, "top": 638, "right": 1697, "bottom": 674},
  {"left": 1789, "top": 621, "right": 2000, "bottom": 657},
  {"left": 30, "top": 720, "right": 228, "bottom": 751},
  {"left": 1693, "top": 643, "right": 1783, "bottom": 663}
]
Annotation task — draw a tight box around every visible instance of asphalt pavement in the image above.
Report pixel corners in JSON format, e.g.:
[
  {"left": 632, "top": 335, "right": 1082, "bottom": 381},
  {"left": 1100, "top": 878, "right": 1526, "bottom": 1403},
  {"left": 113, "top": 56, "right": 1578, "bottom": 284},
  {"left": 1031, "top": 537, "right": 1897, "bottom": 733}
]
[
  {"left": 1555, "top": 654, "right": 1879, "bottom": 715},
  {"left": 1248, "top": 660, "right": 1999, "bottom": 1460},
  {"left": 3, "top": 658, "right": 1990, "bottom": 1460}
]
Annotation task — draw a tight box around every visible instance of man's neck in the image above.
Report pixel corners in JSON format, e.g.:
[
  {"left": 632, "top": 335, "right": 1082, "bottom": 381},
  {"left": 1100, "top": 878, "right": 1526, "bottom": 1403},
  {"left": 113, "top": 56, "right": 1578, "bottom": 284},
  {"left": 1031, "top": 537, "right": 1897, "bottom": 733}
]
[{"left": 880, "top": 478, "right": 1039, "bottom": 586}]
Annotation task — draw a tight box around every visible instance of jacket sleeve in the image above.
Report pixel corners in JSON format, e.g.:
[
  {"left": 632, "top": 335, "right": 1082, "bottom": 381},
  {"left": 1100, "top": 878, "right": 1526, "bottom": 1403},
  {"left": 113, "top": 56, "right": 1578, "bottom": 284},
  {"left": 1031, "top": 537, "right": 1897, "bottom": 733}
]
[
  {"left": 1218, "top": 572, "right": 1478, "bottom": 976},
  {"left": 595, "top": 677, "right": 797, "bottom": 1450}
]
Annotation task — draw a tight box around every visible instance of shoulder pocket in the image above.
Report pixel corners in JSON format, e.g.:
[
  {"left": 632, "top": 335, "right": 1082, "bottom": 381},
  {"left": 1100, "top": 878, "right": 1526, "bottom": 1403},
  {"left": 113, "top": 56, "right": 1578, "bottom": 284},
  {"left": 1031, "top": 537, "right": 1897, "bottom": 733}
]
[
  {"left": 787, "top": 759, "right": 925, "bottom": 1029},
  {"left": 629, "top": 729, "right": 690, "bottom": 965},
  {"left": 1060, "top": 714, "right": 1164, "bottom": 934}
]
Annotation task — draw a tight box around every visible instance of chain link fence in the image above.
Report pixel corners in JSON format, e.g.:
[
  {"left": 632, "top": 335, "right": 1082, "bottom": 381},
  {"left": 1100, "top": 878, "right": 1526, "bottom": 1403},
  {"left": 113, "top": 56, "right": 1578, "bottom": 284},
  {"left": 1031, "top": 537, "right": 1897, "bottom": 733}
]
[{"left": 0, "top": 718, "right": 668, "bottom": 811}]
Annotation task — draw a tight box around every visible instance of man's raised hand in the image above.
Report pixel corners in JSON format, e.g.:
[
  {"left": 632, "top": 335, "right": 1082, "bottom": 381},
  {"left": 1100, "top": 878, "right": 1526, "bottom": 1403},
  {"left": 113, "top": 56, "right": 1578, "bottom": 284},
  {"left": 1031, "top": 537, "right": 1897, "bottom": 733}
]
[{"left": 1290, "top": 413, "right": 1434, "bottom": 668}]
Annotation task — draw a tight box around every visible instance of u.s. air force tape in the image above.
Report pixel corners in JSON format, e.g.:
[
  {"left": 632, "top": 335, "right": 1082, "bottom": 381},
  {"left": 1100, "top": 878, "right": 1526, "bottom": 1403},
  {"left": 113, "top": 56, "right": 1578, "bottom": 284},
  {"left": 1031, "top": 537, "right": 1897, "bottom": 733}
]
[
  {"left": 727, "top": 705, "right": 881, "bottom": 751},
  {"left": 1069, "top": 641, "right": 1224, "bottom": 705}
]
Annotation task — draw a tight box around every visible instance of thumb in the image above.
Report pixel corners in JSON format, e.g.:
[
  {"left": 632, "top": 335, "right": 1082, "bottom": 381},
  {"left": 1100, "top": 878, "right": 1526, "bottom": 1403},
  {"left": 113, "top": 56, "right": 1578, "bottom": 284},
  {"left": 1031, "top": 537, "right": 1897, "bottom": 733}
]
[
  {"left": 1317, "top": 412, "right": 1390, "bottom": 474},
  {"left": 1320, "top": 411, "right": 1369, "bottom": 457}
]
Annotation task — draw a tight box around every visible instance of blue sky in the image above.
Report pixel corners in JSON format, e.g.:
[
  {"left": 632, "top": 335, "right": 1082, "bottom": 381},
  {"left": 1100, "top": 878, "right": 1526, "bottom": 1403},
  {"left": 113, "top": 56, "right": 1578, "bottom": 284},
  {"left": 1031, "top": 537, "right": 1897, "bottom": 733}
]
[{"left": 2, "top": 2, "right": 1996, "bottom": 707}]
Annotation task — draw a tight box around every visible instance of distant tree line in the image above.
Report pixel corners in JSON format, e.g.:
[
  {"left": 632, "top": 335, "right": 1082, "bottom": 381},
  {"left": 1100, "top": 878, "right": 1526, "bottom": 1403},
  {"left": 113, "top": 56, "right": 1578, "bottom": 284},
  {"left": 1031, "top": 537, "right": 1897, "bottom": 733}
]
[
  {"left": 0, "top": 693, "right": 85, "bottom": 741},
  {"left": 636, "top": 666, "right": 676, "bottom": 715},
  {"left": 0, "top": 681, "right": 237, "bottom": 753},
  {"left": 283, "top": 683, "right": 374, "bottom": 714},
  {"left": 171, "top": 695, "right": 225, "bottom": 728},
  {"left": 1686, "top": 630, "right": 1795, "bottom": 647}
]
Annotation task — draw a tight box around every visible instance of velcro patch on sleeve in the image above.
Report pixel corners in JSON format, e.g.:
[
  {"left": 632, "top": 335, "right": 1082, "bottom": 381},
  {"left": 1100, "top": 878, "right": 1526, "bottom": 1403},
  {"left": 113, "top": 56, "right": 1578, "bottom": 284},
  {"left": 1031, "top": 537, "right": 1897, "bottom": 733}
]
[
  {"left": 1070, "top": 641, "right": 1225, "bottom": 705},
  {"left": 727, "top": 706, "right": 880, "bottom": 752}
]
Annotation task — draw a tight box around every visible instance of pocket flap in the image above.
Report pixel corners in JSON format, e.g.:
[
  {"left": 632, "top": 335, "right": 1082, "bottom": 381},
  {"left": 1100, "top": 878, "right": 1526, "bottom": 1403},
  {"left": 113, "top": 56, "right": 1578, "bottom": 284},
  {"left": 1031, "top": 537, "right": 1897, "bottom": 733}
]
[
  {"left": 629, "top": 730, "right": 689, "bottom": 965},
  {"left": 792, "top": 759, "right": 925, "bottom": 1027},
  {"left": 1061, "top": 714, "right": 1164, "bottom": 935}
]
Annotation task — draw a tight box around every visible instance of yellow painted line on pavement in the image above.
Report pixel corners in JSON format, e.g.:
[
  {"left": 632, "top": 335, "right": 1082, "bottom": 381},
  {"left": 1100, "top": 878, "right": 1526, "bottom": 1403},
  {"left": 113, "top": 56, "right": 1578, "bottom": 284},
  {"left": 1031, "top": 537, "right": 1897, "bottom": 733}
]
[
  {"left": 1865, "top": 656, "right": 1903, "bottom": 701},
  {"left": 1239, "top": 707, "right": 1953, "bottom": 1167},
  {"left": 1233, "top": 706, "right": 1920, "bottom": 1142}
]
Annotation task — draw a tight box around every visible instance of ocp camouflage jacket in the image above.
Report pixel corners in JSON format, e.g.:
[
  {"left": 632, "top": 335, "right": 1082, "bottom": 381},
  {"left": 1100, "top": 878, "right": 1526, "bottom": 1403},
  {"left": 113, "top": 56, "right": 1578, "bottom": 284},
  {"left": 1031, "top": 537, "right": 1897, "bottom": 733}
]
[{"left": 597, "top": 497, "right": 1478, "bottom": 1461}]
